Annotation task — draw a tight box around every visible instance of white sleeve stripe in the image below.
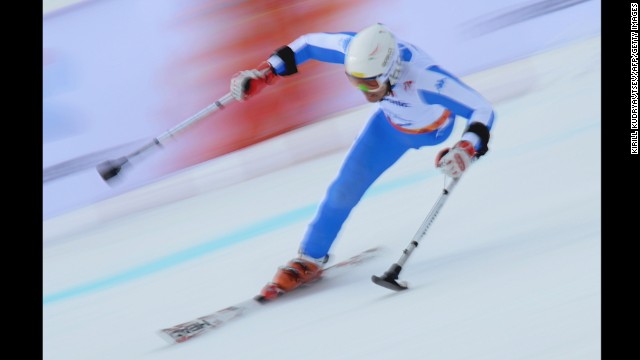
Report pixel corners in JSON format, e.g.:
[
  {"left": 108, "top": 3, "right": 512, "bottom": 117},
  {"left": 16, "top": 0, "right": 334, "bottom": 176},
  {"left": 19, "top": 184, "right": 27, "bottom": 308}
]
[{"left": 296, "top": 33, "right": 351, "bottom": 53}]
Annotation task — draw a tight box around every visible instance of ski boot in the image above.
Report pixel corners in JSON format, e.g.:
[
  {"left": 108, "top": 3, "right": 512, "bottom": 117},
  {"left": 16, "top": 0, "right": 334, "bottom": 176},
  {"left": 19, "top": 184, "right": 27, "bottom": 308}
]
[{"left": 258, "top": 254, "right": 328, "bottom": 301}]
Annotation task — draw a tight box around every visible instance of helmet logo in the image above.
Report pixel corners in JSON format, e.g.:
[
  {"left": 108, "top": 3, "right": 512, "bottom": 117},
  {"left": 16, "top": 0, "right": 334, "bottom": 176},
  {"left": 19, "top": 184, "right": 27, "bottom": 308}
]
[
  {"left": 368, "top": 45, "right": 380, "bottom": 59},
  {"left": 381, "top": 47, "right": 393, "bottom": 67}
]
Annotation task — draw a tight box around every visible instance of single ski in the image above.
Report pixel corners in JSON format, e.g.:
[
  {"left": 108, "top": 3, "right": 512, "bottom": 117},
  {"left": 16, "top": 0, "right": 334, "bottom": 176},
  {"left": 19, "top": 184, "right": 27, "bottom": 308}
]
[{"left": 158, "top": 247, "right": 383, "bottom": 344}]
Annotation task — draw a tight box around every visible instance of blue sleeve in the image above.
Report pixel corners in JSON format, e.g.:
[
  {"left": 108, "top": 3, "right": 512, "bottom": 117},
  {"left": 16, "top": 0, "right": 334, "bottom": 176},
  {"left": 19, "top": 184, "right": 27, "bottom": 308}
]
[
  {"left": 417, "top": 65, "right": 495, "bottom": 155},
  {"left": 417, "top": 65, "right": 494, "bottom": 130}
]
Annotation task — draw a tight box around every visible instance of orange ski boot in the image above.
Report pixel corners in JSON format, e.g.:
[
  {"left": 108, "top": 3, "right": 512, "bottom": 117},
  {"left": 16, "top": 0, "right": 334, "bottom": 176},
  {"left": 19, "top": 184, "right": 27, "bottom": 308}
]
[{"left": 258, "top": 254, "right": 328, "bottom": 301}]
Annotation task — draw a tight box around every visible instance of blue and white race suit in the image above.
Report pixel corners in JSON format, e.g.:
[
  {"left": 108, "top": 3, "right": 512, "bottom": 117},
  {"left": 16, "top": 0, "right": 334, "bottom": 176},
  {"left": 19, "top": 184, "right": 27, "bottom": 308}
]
[{"left": 267, "top": 32, "right": 495, "bottom": 259}]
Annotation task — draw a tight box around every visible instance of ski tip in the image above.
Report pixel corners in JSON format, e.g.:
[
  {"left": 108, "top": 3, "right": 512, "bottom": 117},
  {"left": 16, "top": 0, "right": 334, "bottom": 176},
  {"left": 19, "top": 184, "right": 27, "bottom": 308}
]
[
  {"left": 371, "top": 274, "right": 409, "bottom": 291},
  {"left": 362, "top": 246, "right": 387, "bottom": 255}
]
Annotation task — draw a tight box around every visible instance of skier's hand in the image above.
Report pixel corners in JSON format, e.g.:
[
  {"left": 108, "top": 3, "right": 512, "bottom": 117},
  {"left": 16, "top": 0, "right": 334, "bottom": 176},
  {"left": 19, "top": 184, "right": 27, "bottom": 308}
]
[
  {"left": 230, "top": 62, "right": 277, "bottom": 101},
  {"left": 435, "top": 140, "right": 476, "bottom": 179}
]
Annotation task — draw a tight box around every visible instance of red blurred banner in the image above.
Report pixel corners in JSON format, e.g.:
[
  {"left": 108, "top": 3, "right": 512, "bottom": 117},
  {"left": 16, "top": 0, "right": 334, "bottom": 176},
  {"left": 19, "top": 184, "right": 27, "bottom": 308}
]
[{"left": 154, "top": 0, "right": 381, "bottom": 175}]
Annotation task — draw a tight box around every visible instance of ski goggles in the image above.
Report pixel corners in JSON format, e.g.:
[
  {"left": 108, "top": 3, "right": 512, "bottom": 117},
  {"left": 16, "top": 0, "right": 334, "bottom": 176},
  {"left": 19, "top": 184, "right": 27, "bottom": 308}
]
[{"left": 346, "top": 73, "right": 385, "bottom": 92}]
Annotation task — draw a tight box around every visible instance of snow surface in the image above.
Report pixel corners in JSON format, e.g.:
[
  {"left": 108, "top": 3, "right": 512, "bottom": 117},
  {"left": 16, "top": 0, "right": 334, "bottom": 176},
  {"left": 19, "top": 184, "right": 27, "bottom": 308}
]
[{"left": 43, "top": 36, "right": 601, "bottom": 360}]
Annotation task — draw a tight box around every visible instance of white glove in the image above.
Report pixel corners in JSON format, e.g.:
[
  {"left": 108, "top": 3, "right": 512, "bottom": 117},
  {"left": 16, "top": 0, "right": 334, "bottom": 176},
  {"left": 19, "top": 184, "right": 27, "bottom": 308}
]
[
  {"left": 435, "top": 140, "right": 476, "bottom": 178},
  {"left": 230, "top": 62, "right": 275, "bottom": 101}
]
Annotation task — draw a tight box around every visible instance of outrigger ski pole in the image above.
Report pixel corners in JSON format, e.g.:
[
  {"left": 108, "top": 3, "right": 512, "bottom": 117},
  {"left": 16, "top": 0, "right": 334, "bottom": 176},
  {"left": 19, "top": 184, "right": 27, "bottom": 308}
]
[{"left": 372, "top": 176, "right": 461, "bottom": 291}]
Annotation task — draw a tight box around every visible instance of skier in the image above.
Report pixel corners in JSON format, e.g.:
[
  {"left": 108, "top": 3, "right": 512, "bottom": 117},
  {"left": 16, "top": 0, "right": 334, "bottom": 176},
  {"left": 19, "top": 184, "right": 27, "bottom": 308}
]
[{"left": 229, "top": 23, "right": 495, "bottom": 299}]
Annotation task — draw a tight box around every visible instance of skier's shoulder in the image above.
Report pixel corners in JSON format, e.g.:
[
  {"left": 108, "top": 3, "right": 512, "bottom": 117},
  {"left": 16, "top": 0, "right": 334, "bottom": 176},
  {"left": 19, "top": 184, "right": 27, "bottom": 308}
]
[{"left": 397, "top": 38, "right": 436, "bottom": 68}]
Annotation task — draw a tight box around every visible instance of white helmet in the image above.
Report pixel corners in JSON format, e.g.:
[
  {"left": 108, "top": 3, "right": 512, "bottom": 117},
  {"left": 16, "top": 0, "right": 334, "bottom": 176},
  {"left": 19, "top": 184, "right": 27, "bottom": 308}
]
[{"left": 345, "top": 23, "right": 402, "bottom": 87}]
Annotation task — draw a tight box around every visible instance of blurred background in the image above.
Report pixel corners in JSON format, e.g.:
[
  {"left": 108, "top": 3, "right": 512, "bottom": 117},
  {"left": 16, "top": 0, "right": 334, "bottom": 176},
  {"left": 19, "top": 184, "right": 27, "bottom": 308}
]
[{"left": 42, "top": 0, "right": 600, "bottom": 220}]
